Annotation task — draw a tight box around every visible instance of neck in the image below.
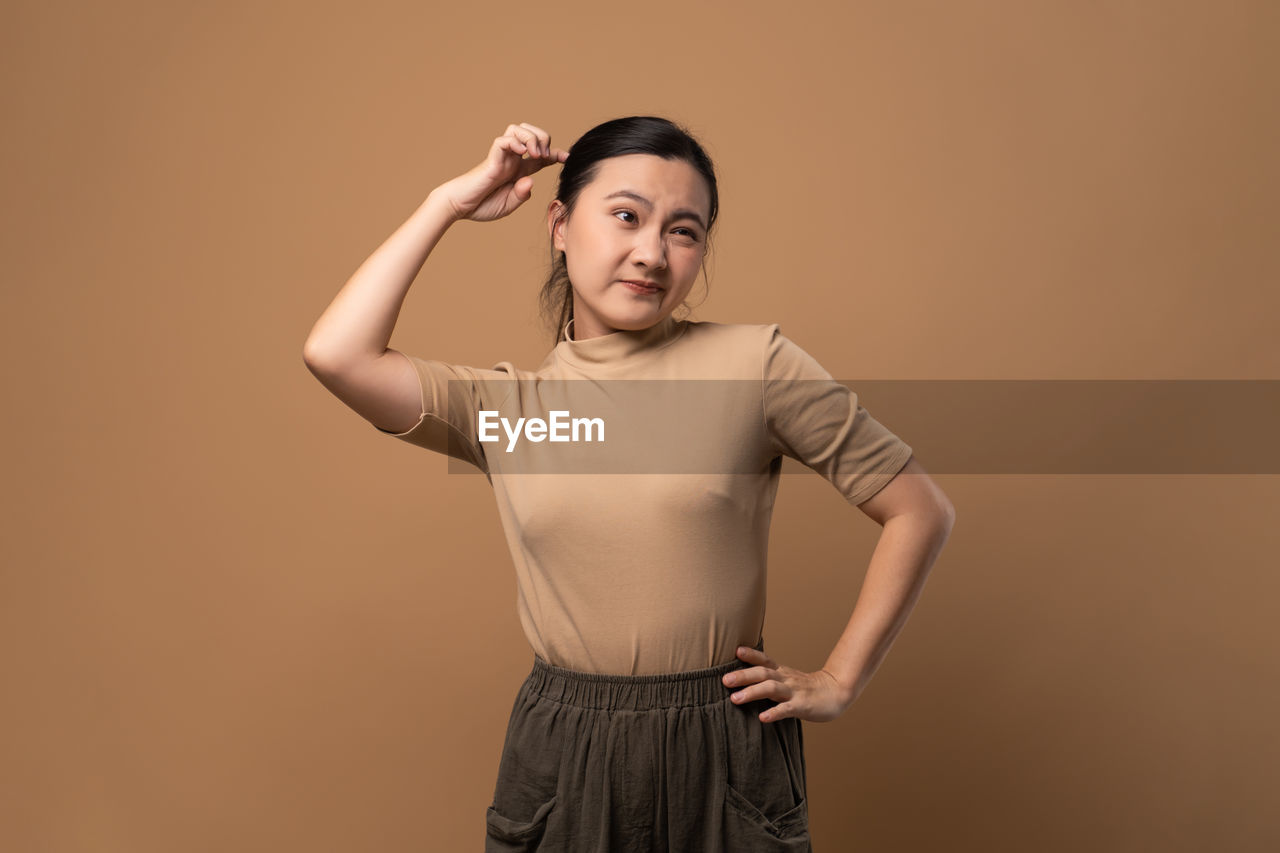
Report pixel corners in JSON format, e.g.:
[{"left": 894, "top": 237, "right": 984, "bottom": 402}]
[{"left": 555, "top": 314, "right": 685, "bottom": 368}]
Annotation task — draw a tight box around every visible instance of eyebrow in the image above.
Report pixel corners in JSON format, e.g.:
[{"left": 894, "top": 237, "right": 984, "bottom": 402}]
[{"left": 603, "top": 190, "right": 708, "bottom": 232}]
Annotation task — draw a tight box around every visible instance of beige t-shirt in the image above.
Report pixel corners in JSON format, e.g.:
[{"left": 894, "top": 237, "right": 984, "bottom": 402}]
[{"left": 377, "top": 316, "right": 913, "bottom": 675}]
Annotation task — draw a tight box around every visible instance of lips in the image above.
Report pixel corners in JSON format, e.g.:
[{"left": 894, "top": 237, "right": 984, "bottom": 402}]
[{"left": 620, "top": 279, "right": 662, "bottom": 294}]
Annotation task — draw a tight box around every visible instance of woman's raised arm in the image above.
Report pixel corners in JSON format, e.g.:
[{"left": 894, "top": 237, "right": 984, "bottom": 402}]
[{"left": 301, "top": 123, "right": 568, "bottom": 434}]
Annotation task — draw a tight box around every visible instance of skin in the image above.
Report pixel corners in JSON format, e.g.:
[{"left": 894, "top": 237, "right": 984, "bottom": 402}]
[
  {"left": 305, "top": 122, "right": 956, "bottom": 727},
  {"left": 547, "top": 154, "right": 711, "bottom": 340},
  {"left": 721, "top": 452, "right": 954, "bottom": 724}
]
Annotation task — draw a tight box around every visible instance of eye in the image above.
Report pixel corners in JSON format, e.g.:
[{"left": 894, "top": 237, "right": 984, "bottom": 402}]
[
  {"left": 613, "top": 210, "right": 637, "bottom": 223},
  {"left": 673, "top": 227, "right": 700, "bottom": 241}
]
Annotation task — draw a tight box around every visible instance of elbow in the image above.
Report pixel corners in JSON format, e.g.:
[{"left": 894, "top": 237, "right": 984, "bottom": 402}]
[
  {"left": 302, "top": 336, "right": 325, "bottom": 369},
  {"left": 882, "top": 499, "right": 953, "bottom": 537},
  {"left": 904, "top": 494, "right": 955, "bottom": 542},
  {"left": 303, "top": 333, "right": 389, "bottom": 376},
  {"left": 938, "top": 501, "right": 956, "bottom": 537},
  {"left": 931, "top": 484, "right": 957, "bottom": 534},
  {"left": 302, "top": 337, "right": 345, "bottom": 376},
  {"left": 922, "top": 497, "right": 955, "bottom": 558}
]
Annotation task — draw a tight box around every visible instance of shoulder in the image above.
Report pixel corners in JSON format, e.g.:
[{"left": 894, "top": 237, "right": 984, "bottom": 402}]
[
  {"left": 484, "top": 359, "right": 536, "bottom": 379},
  {"left": 401, "top": 358, "right": 534, "bottom": 389},
  {"left": 398, "top": 357, "right": 534, "bottom": 412},
  {"left": 681, "top": 319, "right": 782, "bottom": 349},
  {"left": 682, "top": 319, "right": 811, "bottom": 361},
  {"left": 665, "top": 320, "right": 783, "bottom": 378}
]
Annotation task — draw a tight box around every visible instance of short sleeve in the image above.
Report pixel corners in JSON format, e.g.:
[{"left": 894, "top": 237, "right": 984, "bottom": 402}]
[
  {"left": 762, "top": 325, "right": 913, "bottom": 506},
  {"left": 373, "top": 351, "right": 495, "bottom": 475}
]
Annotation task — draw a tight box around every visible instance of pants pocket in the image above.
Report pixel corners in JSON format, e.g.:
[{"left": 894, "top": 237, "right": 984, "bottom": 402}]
[
  {"left": 724, "top": 784, "right": 810, "bottom": 847},
  {"left": 722, "top": 701, "right": 812, "bottom": 848},
  {"left": 484, "top": 794, "right": 557, "bottom": 852},
  {"left": 484, "top": 681, "right": 563, "bottom": 851}
]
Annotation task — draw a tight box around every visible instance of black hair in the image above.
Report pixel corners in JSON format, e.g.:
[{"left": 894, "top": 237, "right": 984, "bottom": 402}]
[{"left": 538, "top": 116, "right": 720, "bottom": 346}]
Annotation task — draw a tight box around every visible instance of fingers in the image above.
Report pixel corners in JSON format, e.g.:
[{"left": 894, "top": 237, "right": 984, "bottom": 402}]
[
  {"left": 503, "top": 123, "right": 535, "bottom": 157},
  {"left": 724, "top": 663, "right": 774, "bottom": 689},
  {"left": 729, "top": 678, "right": 792, "bottom": 706},
  {"left": 728, "top": 671, "right": 803, "bottom": 723},
  {"left": 735, "top": 646, "right": 778, "bottom": 668},
  {"left": 517, "top": 122, "right": 549, "bottom": 158},
  {"left": 722, "top": 650, "right": 851, "bottom": 725},
  {"left": 723, "top": 647, "right": 797, "bottom": 721},
  {"left": 506, "top": 123, "right": 571, "bottom": 166},
  {"left": 722, "top": 647, "right": 779, "bottom": 693},
  {"left": 758, "top": 703, "right": 792, "bottom": 723},
  {"left": 500, "top": 122, "right": 553, "bottom": 159},
  {"left": 494, "top": 135, "right": 528, "bottom": 160},
  {"left": 725, "top": 659, "right": 791, "bottom": 706},
  {"left": 731, "top": 670, "right": 849, "bottom": 725}
]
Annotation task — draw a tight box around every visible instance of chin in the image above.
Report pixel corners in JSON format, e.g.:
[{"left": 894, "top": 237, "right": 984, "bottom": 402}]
[{"left": 605, "top": 307, "right": 670, "bottom": 330}]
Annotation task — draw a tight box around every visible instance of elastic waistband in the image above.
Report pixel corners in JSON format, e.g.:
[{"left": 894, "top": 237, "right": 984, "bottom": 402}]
[{"left": 524, "top": 640, "right": 765, "bottom": 711}]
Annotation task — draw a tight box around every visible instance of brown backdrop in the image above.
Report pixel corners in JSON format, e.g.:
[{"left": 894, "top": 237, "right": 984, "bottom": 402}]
[{"left": 4, "top": 1, "right": 1278, "bottom": 850}]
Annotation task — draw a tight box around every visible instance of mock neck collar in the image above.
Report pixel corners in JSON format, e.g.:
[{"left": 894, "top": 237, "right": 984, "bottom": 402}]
[{"left": 552, "top": 314, "right": 686, "bottom": 369}]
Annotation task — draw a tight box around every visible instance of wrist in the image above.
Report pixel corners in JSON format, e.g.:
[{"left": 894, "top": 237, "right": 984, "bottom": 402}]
[
  {"left": 423, "top": 186, "right": 463, "bottom": 225},
  {"left": 821, "top": 667, "right": 858, "bottom": 711}
]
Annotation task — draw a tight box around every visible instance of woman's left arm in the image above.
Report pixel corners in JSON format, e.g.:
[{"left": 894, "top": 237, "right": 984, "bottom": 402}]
[{"left": 723, "top": 455, "right": 956, "bottom": 723}]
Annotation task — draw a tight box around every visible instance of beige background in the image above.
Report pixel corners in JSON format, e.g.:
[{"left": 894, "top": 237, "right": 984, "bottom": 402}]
[{"left": 3, "top": 1, "right": 1278, "bottom": 850}]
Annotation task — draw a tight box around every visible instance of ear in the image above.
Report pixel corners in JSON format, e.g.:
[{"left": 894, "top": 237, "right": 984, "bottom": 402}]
[{"left": 547, "top": 200, "right": 567, "bottom": 252}]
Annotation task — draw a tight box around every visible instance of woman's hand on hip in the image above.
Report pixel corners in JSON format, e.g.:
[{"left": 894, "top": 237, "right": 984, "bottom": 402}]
[
  {"left": 434, "top": 122, "right": 569, "bottom": 223},
  {"left": 722, "top": 646, "right": 854, "bottom": 724}
]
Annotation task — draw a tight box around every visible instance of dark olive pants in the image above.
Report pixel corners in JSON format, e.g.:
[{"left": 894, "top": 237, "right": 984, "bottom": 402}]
[{"left": 484, "top": 647, "right": 812, "bottom": 852}]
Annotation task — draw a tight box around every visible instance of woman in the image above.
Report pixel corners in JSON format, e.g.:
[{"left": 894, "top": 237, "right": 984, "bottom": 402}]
[{"left": 303, "top": 117, "right": 955, "bottom": 852}]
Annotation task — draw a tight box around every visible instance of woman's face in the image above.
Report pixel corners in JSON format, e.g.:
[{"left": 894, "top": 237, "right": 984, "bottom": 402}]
[{"left": 548, "top": 154, "right": 711, "bottom": 340}]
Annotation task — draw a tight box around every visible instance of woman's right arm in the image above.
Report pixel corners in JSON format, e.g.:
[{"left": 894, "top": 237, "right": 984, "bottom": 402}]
[{"left": 301, "top": 123, "right": 568, "bottom": 434}]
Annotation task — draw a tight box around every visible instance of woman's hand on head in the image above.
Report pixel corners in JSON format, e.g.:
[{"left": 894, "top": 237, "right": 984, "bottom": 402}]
[
  {"left": 721, "top": 647, "right": 856, "bottom": 724},
  {"left": 435, "top": 122, "right": 569, "bottom": 223}
]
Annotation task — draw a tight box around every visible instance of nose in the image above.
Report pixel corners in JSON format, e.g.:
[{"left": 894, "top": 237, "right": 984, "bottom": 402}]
[{"left": 630, "top": 225, "right": 668, "bottom": 271}]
